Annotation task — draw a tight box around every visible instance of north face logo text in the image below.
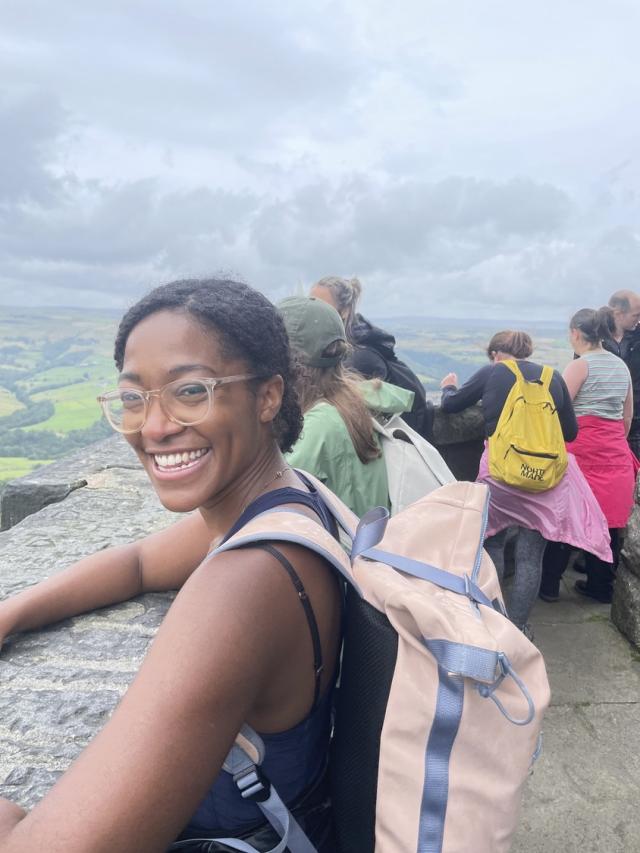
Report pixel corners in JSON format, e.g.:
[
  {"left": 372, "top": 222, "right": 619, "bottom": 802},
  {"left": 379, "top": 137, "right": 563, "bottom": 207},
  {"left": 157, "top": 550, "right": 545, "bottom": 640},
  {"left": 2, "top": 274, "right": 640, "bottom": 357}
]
[{"left": 520, "top": 463, "right": 545, "bottom": 482}]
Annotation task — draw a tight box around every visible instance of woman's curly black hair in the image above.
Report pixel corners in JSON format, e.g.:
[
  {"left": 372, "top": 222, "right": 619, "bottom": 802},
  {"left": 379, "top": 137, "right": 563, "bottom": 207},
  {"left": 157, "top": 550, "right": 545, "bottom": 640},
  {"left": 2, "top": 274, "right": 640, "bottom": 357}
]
[{"left": 114, "top": 278, "right": 304, "bottom": 452}]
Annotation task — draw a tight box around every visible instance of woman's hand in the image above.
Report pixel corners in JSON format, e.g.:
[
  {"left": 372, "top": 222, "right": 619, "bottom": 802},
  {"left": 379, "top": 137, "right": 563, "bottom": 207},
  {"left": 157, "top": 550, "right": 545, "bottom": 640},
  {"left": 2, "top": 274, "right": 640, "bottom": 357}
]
[{"left": 440, "top": 372, "right": 458, "bottom": 389}]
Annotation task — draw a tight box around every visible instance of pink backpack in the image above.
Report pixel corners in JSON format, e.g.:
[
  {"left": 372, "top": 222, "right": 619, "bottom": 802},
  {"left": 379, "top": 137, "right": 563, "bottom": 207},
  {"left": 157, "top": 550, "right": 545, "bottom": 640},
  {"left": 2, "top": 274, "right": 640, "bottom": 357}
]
[{"left": 213, "top": 475, "right": 550, "bottom": 853}]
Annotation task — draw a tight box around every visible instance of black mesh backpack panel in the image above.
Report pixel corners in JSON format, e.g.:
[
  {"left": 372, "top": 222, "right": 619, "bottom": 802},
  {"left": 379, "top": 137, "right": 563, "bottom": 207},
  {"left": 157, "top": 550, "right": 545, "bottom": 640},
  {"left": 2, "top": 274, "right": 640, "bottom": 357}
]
[{"left": 330, "top": 585, "right": 399, "bottom": 853}]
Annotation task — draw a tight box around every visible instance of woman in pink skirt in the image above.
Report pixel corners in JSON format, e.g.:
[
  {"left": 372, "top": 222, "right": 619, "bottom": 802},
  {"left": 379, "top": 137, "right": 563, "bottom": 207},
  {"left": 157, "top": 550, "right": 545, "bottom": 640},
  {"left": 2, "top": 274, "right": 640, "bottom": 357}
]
[{"left": 556, "top": 307, "right": 638, "bottom": 602}]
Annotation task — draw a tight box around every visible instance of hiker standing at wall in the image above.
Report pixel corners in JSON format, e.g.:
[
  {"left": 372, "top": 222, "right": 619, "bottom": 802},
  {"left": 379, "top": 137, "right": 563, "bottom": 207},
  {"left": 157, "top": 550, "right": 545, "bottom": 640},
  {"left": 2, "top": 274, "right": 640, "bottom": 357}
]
[
  {"left": 545, "top": 307, "right": 638, "bottom": 604},
  {"left": 440, "top": 330, "right": 611, "bottom": 635},
  {"left": 602, "top": 290, "right": 640, "bottom": 457},
  {"left": 309, "top": 275, "right": 434, "bottom": 439}
]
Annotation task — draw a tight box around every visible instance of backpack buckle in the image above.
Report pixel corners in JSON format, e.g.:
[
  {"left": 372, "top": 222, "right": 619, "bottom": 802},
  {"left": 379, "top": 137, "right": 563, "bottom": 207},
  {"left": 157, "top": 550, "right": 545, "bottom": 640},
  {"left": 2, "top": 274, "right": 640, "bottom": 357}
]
[{"left": 233, "top": 765, "right": 272, "bottom": 803}]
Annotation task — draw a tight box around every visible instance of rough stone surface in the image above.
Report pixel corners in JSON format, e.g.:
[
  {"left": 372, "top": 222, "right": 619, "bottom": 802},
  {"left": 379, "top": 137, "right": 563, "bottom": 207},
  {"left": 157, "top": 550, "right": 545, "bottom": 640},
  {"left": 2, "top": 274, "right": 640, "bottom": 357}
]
[
  {"left": 0, "top": 481, "right": 87, "bottom": 531},
  {"left": 0, "top": 435, "right": 140, "bottom": 531},
  {"left": 611, "top": 558, "right": 640, "bottom": 648},
  {"left": 620, "top": 500, "right": 640, "bottom": 579},
  {"left": 0, "top": 452, "right": 179, "bottom": 807},
  {"left": 432, "top": 404, "right": 485, "bottom": 481},
  {"left": 432, "top": 403, "right": 484, "bottom": 445},
  {"left": 511, "top": 567, "right": 640, "bottom": 852}
]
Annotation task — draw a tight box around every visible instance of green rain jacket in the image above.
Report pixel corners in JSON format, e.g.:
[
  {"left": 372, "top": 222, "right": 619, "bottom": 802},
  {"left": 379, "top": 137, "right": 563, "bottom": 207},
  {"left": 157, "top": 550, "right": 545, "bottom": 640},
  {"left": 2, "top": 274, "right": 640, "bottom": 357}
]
[{"left": 286, "top": 381, "right": 414, "bottom": 518}]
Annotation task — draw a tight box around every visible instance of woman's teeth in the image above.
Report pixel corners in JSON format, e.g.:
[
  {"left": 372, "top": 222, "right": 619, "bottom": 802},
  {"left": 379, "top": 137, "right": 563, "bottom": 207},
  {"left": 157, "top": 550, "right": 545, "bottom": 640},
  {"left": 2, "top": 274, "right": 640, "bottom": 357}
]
[{"left": 153, "top": 448, "right": 209, "bottom": 470}]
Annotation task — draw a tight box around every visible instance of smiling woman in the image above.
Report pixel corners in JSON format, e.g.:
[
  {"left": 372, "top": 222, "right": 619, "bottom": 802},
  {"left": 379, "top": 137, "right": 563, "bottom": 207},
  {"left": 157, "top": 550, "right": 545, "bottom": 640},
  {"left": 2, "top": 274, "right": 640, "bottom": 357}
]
[{"left": 0, "top": 279, "right": 341, "bottom": 852}]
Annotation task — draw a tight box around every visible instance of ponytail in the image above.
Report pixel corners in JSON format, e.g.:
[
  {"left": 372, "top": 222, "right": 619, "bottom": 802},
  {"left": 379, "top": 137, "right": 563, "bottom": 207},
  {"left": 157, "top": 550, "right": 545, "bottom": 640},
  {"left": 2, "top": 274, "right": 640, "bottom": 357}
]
[{"left": 570, "top": 306, "right": 615, "bottom": 345}]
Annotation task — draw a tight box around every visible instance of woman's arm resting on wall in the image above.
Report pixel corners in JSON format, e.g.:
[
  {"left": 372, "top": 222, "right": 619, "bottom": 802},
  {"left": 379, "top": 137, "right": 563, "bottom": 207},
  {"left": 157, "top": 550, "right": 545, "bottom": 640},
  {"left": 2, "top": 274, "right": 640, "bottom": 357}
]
[
  {"left": 440, "top": 364, "right": 492, "bottom": 413},
  {"left": 0, "top": 513, "right": 212, "bottom": 648},
  {"left": 0, "top": 545, "right": 309, "bottom": 853}
]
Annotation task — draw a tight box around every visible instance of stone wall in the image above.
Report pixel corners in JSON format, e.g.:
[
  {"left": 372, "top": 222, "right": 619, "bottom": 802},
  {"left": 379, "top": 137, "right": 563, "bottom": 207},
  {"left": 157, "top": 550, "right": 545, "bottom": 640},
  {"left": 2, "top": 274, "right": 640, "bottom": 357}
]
[
  {"left": 0, "top": 409, "right": 484, "bottom": 808},
  {"left": 612, "top": 476, "right": 640, "bottom": 646},
  {"left": 0, "top": 436, "right": 178, "bottom": 807}
]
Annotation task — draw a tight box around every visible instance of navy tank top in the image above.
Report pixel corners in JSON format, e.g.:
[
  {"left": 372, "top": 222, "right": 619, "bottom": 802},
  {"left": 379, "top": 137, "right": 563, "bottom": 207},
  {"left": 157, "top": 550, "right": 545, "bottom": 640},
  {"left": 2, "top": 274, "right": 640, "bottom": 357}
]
[{"left": 184, "top": 476, "right": 339, "bottom": 834}]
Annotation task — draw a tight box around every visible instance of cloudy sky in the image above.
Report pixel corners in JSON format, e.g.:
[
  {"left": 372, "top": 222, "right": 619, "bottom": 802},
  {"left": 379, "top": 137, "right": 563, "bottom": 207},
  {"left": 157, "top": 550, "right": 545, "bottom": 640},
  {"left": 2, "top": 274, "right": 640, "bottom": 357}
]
[{"left": 1, "top": 0, "right": 639, "bottom": 319}]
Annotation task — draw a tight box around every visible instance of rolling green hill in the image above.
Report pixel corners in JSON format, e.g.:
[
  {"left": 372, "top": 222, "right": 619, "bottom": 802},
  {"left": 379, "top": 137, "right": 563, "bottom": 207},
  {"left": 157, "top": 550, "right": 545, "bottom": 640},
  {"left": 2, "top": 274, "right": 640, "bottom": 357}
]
[
  {"left": 0, "top": 308, "right": 119, "bottom": 487},
  {"left": 0, "top": 307, "right": 573, "bottom": 488}
]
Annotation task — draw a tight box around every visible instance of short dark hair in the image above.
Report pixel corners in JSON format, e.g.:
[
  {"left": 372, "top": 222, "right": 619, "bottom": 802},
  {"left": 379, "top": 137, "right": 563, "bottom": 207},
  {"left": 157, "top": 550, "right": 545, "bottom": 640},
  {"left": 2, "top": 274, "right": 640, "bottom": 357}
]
[
  {"left": 486, "top": 330, "right": 533, "bottom": 360},
  {"left": 114, "top": 278, "right": 303, "bottom": 452},
  {"left": 570, "top": 306, "right": 616, "bottom": 345}
]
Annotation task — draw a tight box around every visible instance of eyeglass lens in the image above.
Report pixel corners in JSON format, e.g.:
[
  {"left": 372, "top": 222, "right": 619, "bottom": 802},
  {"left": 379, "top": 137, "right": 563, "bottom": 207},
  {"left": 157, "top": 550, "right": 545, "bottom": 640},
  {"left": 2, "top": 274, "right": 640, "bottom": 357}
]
[{"left": 104, "top": 379, "right": 212, "bottom": 431}]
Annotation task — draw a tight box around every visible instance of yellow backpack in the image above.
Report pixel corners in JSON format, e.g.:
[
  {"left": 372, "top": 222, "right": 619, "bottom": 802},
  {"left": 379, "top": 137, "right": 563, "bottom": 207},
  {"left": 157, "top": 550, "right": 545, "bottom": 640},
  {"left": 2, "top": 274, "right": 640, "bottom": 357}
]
[{"left": 488, "top": 359, "right": 568, "bottom": 492}]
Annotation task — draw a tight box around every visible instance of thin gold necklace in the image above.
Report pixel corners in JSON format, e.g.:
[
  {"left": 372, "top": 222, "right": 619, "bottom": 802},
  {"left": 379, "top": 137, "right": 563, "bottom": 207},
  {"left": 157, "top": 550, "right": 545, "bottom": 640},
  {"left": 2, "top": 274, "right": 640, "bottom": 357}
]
[{"left": 241, "top": 466, "right": 291, "bottom": 512}]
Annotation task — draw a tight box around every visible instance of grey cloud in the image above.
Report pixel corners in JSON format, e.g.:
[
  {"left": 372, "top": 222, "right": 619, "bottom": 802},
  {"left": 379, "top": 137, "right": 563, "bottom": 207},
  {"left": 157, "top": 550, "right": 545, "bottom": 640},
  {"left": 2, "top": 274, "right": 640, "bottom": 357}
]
[
  {"left": 250, "top": 174, "right": 572, "bottom": 275},
  {"left": 0, "top": 91, "right": 67, "bottom": 204},
  {"left": 0, "top": 1, "right": 366, "bottom": 150}
]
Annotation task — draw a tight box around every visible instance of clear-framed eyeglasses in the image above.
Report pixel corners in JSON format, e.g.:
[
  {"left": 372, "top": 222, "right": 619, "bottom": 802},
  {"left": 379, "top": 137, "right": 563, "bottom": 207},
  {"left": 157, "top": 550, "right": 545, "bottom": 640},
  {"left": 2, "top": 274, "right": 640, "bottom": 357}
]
[{"left": 97, "top": 374, "right": 258, "bottom": 434}]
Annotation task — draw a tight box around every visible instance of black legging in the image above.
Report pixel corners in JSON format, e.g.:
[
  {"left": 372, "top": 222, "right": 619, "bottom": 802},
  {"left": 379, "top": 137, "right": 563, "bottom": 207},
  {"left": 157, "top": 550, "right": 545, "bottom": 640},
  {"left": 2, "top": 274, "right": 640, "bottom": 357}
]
[
  {"left": 584, "top": 528, "right": 620, "bottom": 598},
  {"left": 542, "top": 530, "right": 620, "bottom": 599}
]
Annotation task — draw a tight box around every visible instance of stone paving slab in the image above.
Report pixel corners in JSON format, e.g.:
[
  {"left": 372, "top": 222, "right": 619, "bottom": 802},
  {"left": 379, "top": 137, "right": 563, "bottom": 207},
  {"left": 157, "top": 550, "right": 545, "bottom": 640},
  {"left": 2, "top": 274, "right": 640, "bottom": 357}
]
[
  {"left": 512, "top": 568, "right": 640, "bottom": 852},
  {"left": 513, "top": 704, "right": 640, "bottom": 852}
]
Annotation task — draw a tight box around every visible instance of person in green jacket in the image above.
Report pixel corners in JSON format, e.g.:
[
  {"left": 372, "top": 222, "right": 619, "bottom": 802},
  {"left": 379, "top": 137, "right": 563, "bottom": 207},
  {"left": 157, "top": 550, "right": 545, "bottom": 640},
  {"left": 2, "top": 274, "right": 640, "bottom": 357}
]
[{"left": 279, "top": 296, "right": 413, "bottom": 518}]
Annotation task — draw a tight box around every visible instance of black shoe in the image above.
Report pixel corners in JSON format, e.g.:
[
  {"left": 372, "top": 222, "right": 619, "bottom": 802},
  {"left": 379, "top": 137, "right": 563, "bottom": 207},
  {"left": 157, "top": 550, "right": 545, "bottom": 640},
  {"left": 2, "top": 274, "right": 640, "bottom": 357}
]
[
  {"left": 539, "top": 590, "right": 560, "bottom": 603},
  {"left": 574, "top": 579, "right": 612, "bottom": 604}
]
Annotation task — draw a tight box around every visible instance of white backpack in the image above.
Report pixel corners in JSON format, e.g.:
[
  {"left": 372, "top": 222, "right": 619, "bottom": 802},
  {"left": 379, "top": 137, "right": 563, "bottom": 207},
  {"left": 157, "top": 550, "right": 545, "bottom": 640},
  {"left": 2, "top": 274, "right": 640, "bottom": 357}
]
[
  {"left": 373, "top": 412, "right": 455, "bottom": 513},
  {"left": 205, "top": 475, "right": 550, "bottom": 853}
]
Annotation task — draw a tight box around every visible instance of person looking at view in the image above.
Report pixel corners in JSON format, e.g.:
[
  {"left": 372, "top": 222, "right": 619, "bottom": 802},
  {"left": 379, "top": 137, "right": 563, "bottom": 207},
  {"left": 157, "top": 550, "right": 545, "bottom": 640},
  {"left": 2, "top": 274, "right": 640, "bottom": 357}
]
[
  {"left": 0, "top": 279, "right": 341, "bottom": 852},
  {"left": 440, "top": 330, "right": 611, "bottom": 635},
  {"left": 544, "top": 307, "right": 637, "bottom": 604},
  {"left": 309, "top": 275, "right": 433, "bottom": 438}
]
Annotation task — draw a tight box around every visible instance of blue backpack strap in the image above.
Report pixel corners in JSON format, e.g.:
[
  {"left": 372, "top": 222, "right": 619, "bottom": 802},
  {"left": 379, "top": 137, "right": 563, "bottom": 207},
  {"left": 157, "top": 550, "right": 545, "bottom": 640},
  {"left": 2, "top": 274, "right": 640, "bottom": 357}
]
[
  {"left": 352, "top": 506, "right": 495, "bottom": 609},
  {"left": 222, "top": 485, "right": 338, "bottom": 544}
]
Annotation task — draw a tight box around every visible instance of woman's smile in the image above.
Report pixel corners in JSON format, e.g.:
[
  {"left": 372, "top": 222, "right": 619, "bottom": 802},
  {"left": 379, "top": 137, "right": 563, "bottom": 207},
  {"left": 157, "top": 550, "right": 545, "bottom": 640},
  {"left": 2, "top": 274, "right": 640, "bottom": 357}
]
[{"left": 147, "top": 446, "right": 212, "bottom": 479}]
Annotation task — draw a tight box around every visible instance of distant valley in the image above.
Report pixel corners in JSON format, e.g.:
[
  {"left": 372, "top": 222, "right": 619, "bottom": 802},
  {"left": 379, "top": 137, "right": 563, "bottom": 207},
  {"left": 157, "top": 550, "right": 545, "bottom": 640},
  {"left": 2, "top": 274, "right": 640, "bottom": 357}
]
[{"left": 0, "top": 307, "right": 574, "bottom": 488}]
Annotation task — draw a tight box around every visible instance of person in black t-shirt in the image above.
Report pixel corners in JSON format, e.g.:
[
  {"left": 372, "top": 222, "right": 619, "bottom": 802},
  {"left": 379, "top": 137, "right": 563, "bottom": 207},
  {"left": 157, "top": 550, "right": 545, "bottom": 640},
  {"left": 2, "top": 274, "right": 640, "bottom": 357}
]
[{"left": 438, "top": 330, "right": 610, "bottom": 634}]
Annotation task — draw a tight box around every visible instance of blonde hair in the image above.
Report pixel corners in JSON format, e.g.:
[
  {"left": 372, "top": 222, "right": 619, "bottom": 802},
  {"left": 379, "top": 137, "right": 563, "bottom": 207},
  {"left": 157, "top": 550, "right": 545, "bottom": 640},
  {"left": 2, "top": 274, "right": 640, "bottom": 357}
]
[
  {"left": 296, "top": 339, "right": 381, "bottom": 464},
  {"left": 312, "top": 276, "right": 362, "bottom": 339}
]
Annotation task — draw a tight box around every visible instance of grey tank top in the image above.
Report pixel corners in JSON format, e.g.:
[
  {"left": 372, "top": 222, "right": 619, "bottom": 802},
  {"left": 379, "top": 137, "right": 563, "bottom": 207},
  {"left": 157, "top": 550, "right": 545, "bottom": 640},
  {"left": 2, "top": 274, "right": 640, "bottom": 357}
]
[{"left": 573, "top": 351, "right": 631, "bottom": 419}]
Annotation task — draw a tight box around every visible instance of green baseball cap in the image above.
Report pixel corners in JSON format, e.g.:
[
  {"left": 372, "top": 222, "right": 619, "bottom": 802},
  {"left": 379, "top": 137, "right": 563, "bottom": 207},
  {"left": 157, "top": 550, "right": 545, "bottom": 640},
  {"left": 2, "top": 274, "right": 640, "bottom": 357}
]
[{"left": 278, "top": 296, "right": 347, "bottom": 368}]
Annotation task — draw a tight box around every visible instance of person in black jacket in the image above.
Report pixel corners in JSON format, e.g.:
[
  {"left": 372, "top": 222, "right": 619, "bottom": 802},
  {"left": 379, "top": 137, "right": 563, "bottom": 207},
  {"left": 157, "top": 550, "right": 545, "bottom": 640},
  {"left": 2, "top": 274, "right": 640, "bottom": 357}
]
[
  {"left": 603, "top": 290, "right": 640, "bottom": 457},
  {"left": 310, "top": 276, "right": 433, "bottom": 438},
  {"left": 439, "top": 330, "right": 610, "bottom": 632}
]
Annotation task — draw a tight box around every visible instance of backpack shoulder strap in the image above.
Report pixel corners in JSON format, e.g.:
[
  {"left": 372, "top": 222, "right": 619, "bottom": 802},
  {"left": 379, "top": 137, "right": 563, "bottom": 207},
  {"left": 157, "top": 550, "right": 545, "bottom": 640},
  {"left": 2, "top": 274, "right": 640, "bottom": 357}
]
[
  {"left": 498, "top": 358, "right": 522, "bottom": 381},
  {"left": 540, "top": 364, "right": 554, "bottom": 390},
  {"left": 213, "top": 504, "right": 358, "bottom": 592}
]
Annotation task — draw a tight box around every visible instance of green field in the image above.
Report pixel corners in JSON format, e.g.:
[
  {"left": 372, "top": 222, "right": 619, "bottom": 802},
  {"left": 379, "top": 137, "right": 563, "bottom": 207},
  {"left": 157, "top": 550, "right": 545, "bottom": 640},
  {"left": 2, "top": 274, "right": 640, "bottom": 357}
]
[
  {"left": 0, "top": 387, "right": 24, "bottom": 417},
  {"left": 0, "top": 457, "right": 53, "bottom": 483},
  {"left": 0, "top": 306, "right": 574, "bottom": 489},
  {"left": 0, "top": 307, "right": 119, "bottom": 488}
]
